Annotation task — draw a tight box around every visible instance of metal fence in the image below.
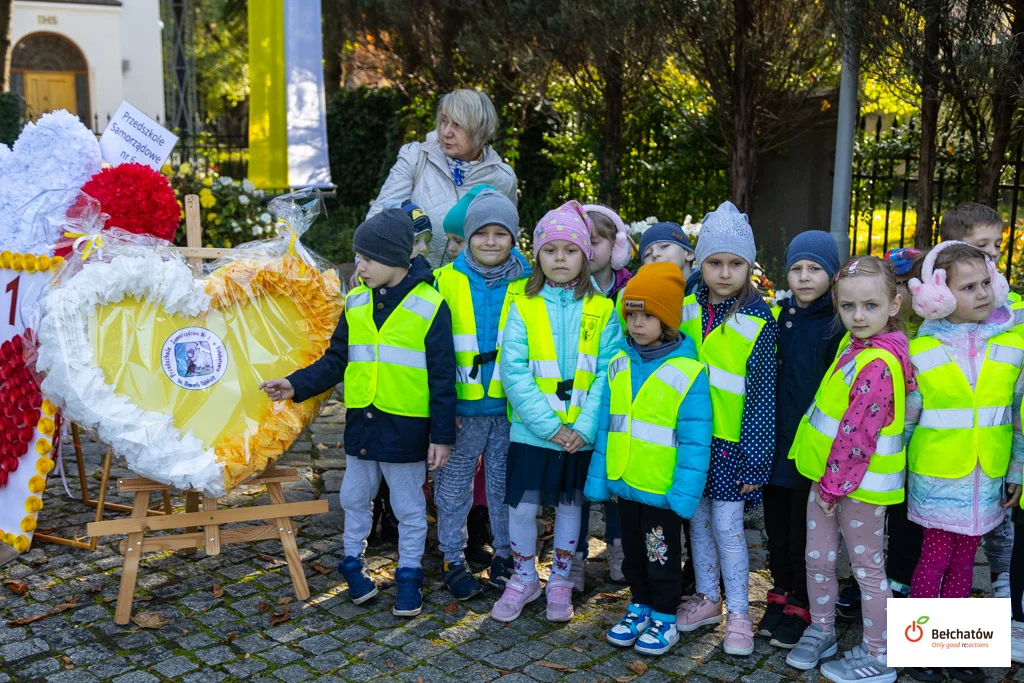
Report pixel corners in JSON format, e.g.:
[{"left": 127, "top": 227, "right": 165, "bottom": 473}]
[{"left": 850, "top": 116, "right": 1024, "bottom": 282}]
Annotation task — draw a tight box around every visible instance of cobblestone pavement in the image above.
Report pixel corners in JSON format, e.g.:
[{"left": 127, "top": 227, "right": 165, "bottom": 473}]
[{"left": 1, "top": 396, "right": 1018, "bottom": 682}]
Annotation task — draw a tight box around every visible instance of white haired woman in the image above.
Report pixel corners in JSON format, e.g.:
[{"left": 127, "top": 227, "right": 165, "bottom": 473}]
[{"left": 366, "top": 89, "right": 518, "bottom": 267}]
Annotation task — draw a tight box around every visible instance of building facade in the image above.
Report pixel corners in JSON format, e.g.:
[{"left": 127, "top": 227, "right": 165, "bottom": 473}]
[{"left": 9, "top": 0, "right": 165, "bottom": 132}]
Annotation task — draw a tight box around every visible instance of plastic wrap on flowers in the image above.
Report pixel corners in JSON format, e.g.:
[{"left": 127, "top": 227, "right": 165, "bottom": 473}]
[{"left": 35, "top": 189, "right": 344, "bottom": 497}]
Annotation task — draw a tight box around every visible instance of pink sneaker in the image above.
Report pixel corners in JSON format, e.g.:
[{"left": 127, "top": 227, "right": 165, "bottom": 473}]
[
  {"left": 490, "top": 574, "right": 542, "bottom": 622},
  {"left": 545, "top": 573, "right": 574, "bottom": 622},
  {"left": 676, "top": 594, "right": 723, "bottom": 632},
  {"left": 723, "top": 612, "right": 755, "bottom": 655}
]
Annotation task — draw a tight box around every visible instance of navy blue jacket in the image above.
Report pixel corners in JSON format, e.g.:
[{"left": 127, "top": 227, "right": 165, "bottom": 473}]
[
  {"left": 288, "top": 256, "right": 457, "bottom": 463},
  {"left": 770, "top": 292, "right": 845, "bottom": 488}
]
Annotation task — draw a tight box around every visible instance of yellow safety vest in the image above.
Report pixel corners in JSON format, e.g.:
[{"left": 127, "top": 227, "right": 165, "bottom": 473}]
[
  {"left": 679, "top": 294, "right": 768, "bottom": 442},
  {"left": 514, "top": 293, "right": 613, "bottom": 425},
  {"left": 908, "top": 333, "right": 1024, "bottom": 479},
  {"left": 605, "top": 351, "right": 705, "bottom": 495},
  {"left": 434, "top": 267, "right": 527, "bottom": 401},
  {"left": 789, "top": 347, "right": 907, "bottom": 505},
  {"left": 344, "top": 282, "right": 443, "bottom": 417},
  {"left": 1012, "top": 299, "right": 1024, "bottom": 339}
]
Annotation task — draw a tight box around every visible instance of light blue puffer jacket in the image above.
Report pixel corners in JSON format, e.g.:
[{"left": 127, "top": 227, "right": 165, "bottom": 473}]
[
  {"left": 584, "top": 337, "right": 713, "bottom": 519},
  {"left": 500, "top": 284, "right": 624, "bottom": 448},
  {"left": 443, "top": 250, "right": 532, "bottom": 417}
]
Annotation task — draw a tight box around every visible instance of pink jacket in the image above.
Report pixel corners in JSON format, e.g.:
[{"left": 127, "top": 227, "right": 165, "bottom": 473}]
[{"left": 818, "top": 331, "right": 916, "bottom": 504}]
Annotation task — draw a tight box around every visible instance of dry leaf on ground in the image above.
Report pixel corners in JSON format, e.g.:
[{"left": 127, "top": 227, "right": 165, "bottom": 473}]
[
  {"left": 6, "top": 598, "right": 79, "bottom": 626},
  {"left": 311, "top": 561, "right": 332, "bottom": 575},
  {"left": 212, "top": 584, "right": 224, "bottom": 598},
  {"left": 2, "top": 580, "right": 29, "bottom": 596},
  {"left": 277, "top": 597, "right": 293, "bottom": 606},
  {"left": 535, "top": 662, "right": 577, "bottom": 672},
  {"left": 443, "top": 602, "right": 459, "bottom": 615},
  {"left": 625, "top": 659, "right": 648, "bottom": 675},
  {"left": 131, "top": 611, "right": 171, "bottom": 629},
  {"left": 269, "top": 604, "right": 291, "bottom": 626}
]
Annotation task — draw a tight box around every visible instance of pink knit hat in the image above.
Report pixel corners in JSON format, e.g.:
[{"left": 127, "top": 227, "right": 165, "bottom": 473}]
[
  {"left": 583, "top": 203, "right": 632, "bottom": 269},
  {"left": 533, "top": 200, "right": 593, "bottom": 259}
]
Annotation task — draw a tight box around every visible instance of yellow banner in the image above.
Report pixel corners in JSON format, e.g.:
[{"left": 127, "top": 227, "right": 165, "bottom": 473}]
[{"left": 248, "top": 0, "right": 288, "bottom": 190}]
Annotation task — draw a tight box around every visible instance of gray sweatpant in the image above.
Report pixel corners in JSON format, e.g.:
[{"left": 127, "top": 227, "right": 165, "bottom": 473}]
[
  {"left": 340, "top": 455, "right": 427, "bottom": 569},
  {"left": 435, "top": 415, "right": 511, "bottom": 563}
]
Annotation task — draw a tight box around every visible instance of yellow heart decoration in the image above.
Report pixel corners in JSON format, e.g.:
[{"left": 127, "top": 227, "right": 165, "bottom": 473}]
[{"left": 37, "top": 252, "right": 342, "bottom": 495}]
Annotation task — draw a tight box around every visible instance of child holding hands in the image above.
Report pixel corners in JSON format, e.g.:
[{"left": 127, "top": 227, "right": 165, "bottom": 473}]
[{"left": 491, "top": 200, "right": 624, "bottom": 623}]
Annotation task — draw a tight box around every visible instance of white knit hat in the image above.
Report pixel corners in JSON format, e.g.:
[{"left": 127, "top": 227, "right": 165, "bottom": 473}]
[{"left": 694, "top": 200, "right": 756, "bottom": 266}]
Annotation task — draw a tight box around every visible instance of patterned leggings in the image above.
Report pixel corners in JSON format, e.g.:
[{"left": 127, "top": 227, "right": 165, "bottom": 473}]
[
  {"left": 804, "top": 484, "right": 891, "bottom": 655},
  {"left": 690, "top": 497, "right": 749, "bottom": 614},
  {"left": 507, "top": 501, "right": 582, "bottom": 582},
  {"left": 910, "top": 528, "right": 981, "bottom": 598}
]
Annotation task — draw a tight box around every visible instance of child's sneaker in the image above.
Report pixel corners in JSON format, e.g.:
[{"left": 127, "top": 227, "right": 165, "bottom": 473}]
[
  {"left": 634, "top": 614, "right": 679, "bottom": 656},
  {"left": 723, "top": 612, "right": 755, "bottom": 656},
  {"left": 392, "top": 567, "right": 424, "bottom": 617},
  {"left": 490, "top": 574, "right": 542, "bottom": 622},
  {"left": 757, "top": 590, "right": 787, "bottom": 636},
  {"left": 769, "top": 600, "right": 810, "bottom": 649},
  {"left": 338, "top": 555, "right": 379, "bottom": 604},
  {"left": 835, "top": 580, "right": 861, "bottom": 620},
  {"left": 1012, "top": 620, "right": 1024, "bottom": 663},
  {"left": 443, "top": 561, "right": 483, "bottom": 600},
  {"left": 608, "top": 539, "right": 625, "bottom": 583},
  {"left": 992, "top": 571, "right": 1011, "bottom": 599},
  {"left": 945, "top": 668, "right": 985, "bottom": 682},
  {"left": 487, "top": 554, "right": 514, "bottom": 590},
  {"left": 545, "top": 573, "right": 575, "bottom": 622},
  {"left": 820, "top": 645, "right": 896, "bottom": 683},
  {"left": 786, "top": 624, "right": 838, "bottom": 670},
  {"left": 676, "top": 594, "right": 723, "bottom": 632},
  {"left": 607, "top": 603, "right": 652, "bottom": 648},
  {"left": 568, "top": 552, "right": 586, "bottom": 592}
]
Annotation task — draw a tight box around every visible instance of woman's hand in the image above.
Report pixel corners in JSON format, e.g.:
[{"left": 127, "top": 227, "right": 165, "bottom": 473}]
[
  {"left": 260, "top": 379, "right": 294, "bottom": 402},
  {"left": 1004, "top": 483, "right": 1022, "bottom": 509}
]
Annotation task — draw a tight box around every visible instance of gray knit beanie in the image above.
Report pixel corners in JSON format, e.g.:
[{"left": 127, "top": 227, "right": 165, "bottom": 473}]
[
  {"left": 352, "top": 208, "right": 414, "bottom": 267},
  {"left": 464, "top": 189, "right": 520, "bottom": 242},
  {"left": 694, "top": 200, "right": 756, "bottom": 266}
]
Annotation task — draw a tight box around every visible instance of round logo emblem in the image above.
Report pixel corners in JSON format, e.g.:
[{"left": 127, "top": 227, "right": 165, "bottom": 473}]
[{"left": 161, "top": 327, "right": 228, "bottom": 390}]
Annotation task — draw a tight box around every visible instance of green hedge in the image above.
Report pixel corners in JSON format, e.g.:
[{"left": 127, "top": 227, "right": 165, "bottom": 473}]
[{"left": 0, "top": 93, "right": 24, "bottom": 147}]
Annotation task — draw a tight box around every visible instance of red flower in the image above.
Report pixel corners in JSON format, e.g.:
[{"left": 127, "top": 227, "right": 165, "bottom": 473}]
[{"left": 79, "top": 163, "right": 180, "bottom": 242}]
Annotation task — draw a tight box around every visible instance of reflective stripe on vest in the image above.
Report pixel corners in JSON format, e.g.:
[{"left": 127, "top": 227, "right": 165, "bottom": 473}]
[
  {"left": 605, "top": 351, "right": 705, "bottom": 495},
  {"left": 514, "top": 293, "right": 614, "bottom": 425},
  {"left": 435, "top": 267, "right": 527, "bottom": 401},
  {"left": 789, "top": 347, "right": 907, "bottom": 505},
  {"left": 343, "top": 282, "right": 442, "bottom": 417},
  {"left": 908, "top": 333, "right": 1024, "bottom": 479},
  {"left": 678, "top": 294, "right": 767, "bottom": 442}
]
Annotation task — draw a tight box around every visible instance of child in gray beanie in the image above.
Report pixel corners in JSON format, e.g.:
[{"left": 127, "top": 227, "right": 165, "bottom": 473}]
[{"left": 694, "top": 200, "right": 757, "bottom": 267}]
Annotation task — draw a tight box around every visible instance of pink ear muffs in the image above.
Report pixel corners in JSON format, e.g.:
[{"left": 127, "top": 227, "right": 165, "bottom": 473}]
[
  {"left": 582, "top": 203, "right": 633, "bottom": 269},
  {"left": 907, "top": 240, "right": 1008, "bottom": 319},
  {"left": 908, "top": 242, "right": 960, "bottom": 319}
]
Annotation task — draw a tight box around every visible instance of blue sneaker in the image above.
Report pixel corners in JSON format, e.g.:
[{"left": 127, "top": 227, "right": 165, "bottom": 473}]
[
  {"left": 634, "top": 614, "right": 679, "bottom": 656},
  {"left": 338, "top": 555, "right": 378, "bottom": 605},
  {"left": 443, "top": 561, "right": 483, "bottom": 600},
  {"left": 607, "top": 603, "right": 653, "bottom": 647},
  {"left": 393, "top": 567, "right": 425, "bottom": 617}
]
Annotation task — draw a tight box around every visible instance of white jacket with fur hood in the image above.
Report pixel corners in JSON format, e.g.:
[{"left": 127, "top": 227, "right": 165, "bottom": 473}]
[{"left": 366, "top": 131, "right": 518, "bottom": 267}]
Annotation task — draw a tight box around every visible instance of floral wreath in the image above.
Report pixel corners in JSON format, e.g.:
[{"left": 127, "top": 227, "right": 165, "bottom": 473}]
[{"left": 36, "top": 251, "right": 341, "bottom": 496}]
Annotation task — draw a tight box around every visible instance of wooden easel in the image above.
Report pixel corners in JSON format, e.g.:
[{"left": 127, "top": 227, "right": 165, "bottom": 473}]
[{"left": 85, "top": 194, "right": 330, "bottom": 624}]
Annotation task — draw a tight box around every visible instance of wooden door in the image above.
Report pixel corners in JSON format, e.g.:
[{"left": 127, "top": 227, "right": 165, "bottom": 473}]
[{"left": 23, "top": 72, "right": 78, "bottom": 117}]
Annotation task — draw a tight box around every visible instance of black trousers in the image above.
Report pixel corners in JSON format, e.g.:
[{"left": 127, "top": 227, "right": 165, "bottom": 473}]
[
  {"left": 1010, "top": 509, "right": 1024, "bottom": 621},
  {"left": 885, "top": 499, "right": 923, "bottom": 588},
  {"left": 762, "top": 484, "right": 809, "bottom": 603},
  {"left": 619, "top": 499, "right": 684, "bottom": 615}
]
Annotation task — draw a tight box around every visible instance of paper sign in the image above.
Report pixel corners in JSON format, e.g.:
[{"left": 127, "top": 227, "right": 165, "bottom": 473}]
[{"left": 99, "top": 100, "right": 178, "bottom": 171}]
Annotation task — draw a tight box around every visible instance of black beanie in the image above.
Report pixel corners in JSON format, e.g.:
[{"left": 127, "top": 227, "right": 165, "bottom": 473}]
[{"left": 353, "top": 209, "right": 414, "bottom": 267}]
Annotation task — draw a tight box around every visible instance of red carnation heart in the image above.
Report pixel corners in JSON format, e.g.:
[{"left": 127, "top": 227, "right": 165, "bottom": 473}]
[{"left": 0, "top": 331, "right": 48, "bottom": 490}]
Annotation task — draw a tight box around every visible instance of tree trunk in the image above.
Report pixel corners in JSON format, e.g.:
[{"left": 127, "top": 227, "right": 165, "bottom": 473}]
[
  {"left": 322, "top": 17, "right": 342, "bottom": 95},
  {"left": 729, "top": 0, "right": 758, "bottom": 212},
  {"left": 0, "top": 0, "right": 13, "bottom": 92},
  {"left": 598, "top": 49, "right": 624, "bottom": 209},
  {"left": 979, "top": 0, "right": 1023, "bottom": 206},
  {"left": 915, "top": 1, "right": 941, "bottom": 251}
]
